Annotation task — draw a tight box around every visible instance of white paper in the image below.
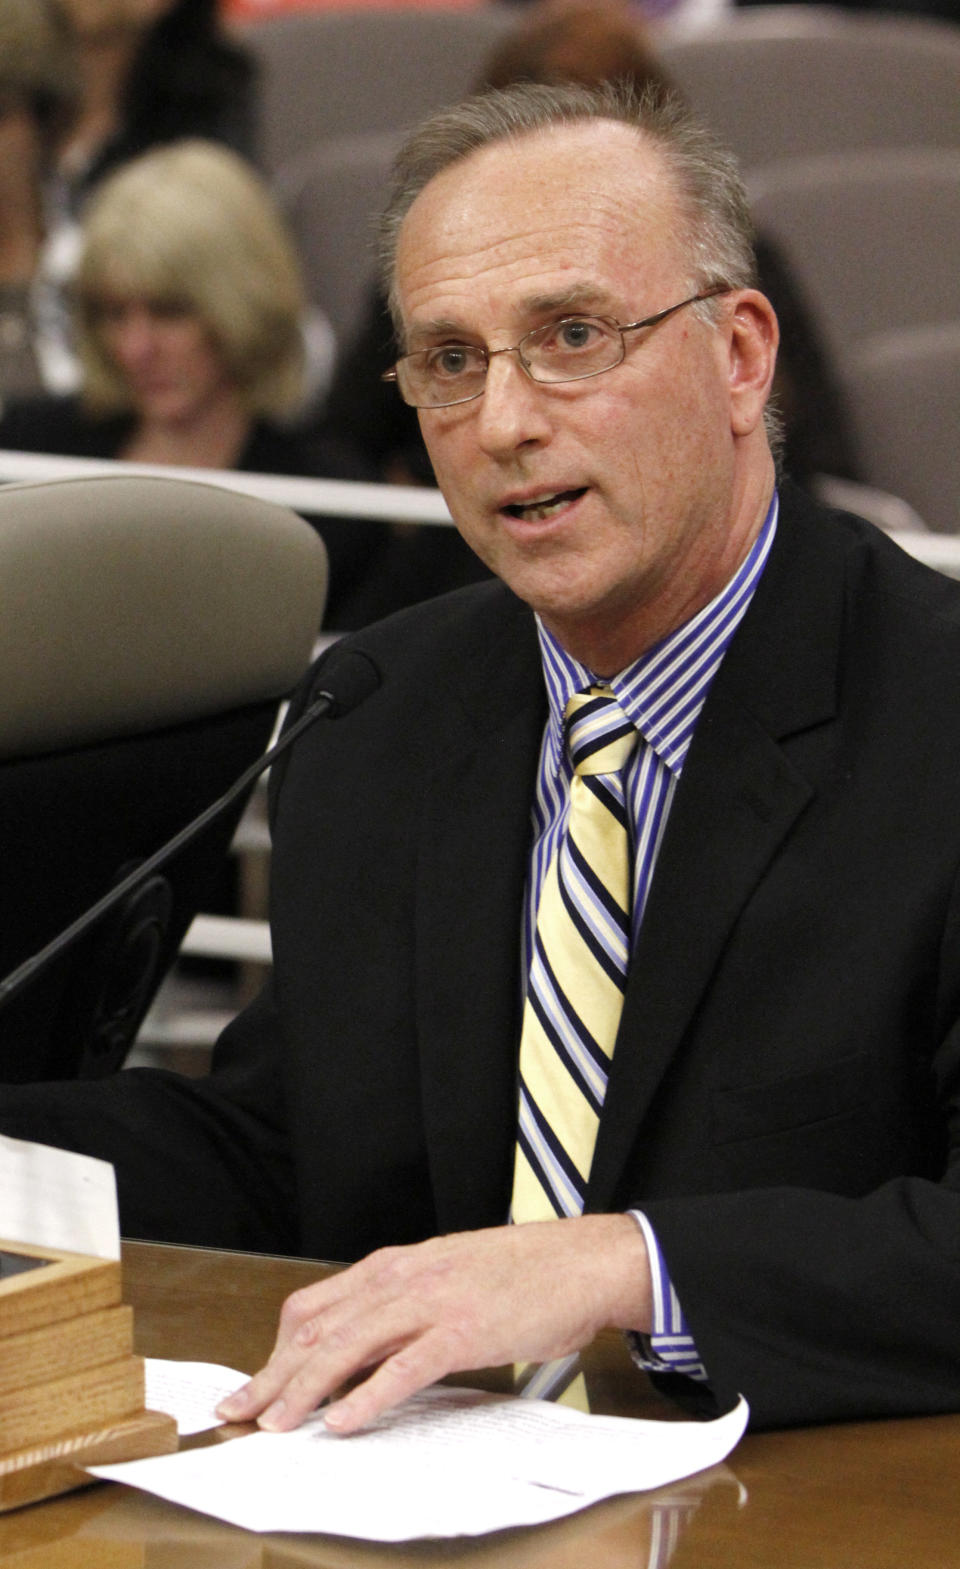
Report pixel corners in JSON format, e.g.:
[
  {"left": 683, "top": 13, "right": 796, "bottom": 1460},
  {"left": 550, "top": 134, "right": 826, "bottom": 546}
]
[
  {"left": 89, "top": 1383, "right": 748, "bottom": 1540},
  {"left": 0, "top": 1133, "right": 120, "bottom": 1259},
  {"left": 144, "top": 1359, "right": 250, "bottom": 1436}
]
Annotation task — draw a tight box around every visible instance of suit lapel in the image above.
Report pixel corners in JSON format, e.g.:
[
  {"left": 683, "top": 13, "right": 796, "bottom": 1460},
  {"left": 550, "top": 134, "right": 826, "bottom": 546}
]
[
  {"left": 415, "top": 601, "right": 545, "bottom": 1233},
  {"left": 408, "top": 487, "right": 855, "bottom": 1223},
  {"left": 588, "top": 486, "right": 850, "bottom": 1208}
]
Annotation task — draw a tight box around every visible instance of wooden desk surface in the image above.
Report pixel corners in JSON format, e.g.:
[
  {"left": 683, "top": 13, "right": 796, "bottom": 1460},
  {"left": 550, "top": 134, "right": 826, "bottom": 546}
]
[{"left": 0, "top": 1239, "right": 956, "bottom": 1568}]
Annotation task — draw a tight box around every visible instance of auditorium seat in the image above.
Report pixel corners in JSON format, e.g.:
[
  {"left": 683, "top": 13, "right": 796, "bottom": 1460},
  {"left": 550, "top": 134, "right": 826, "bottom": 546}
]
[
  {"left": 235, "top": 6, "right": 516, "bottom": 173},
  {"left": 660, "top": 6, "right": 960, "bottom": 170},
  {"left": 747, "top": 148, "right": 960, "bottom": 366},
  {"left": 278, "top": 130, "right": 401, "bottom": 351},
  {"left": 839, "top": 323, "right": 960, "bottom": 535}
]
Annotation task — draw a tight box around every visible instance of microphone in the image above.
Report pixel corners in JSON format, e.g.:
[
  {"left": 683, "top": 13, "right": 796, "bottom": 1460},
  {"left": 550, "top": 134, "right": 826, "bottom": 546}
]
[{"left": 0, "top": 648, "right": 381, "bottom": 1013}]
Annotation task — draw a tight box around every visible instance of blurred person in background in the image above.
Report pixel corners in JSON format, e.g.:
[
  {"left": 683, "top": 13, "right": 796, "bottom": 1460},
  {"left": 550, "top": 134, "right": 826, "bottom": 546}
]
[
  {"left": 51, "top": 0, "right": 257, "bottom": 211},
  {"left": 482, "top": 0, "right": 677, "bottom": 91},
  {"left": 34, "top": 0, "right": 259, "bottom": 390},
  {"left": 736, "top": 0, "right": 957, "bottom": 20},
  {"left": 0, "top": 139, "right": 384, "bottom": 628},
  {"left": 0, "top": 0, "right": 79, "bottom": 407}
]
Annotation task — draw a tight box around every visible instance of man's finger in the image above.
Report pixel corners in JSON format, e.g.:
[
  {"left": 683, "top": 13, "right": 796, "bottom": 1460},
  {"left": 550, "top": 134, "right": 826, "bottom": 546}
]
[
  {"left": 217, "top": 1295, "right": 419, "bottom": 1428},
  {"left": 322, "top": 1333, "right": 455, "bottom": 1435}
]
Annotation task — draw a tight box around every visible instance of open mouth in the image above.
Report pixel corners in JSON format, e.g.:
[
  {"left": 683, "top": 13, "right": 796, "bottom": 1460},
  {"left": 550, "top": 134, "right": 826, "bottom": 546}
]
[{"left": 502, "top": 488, "right": 586, "bottom": 523}]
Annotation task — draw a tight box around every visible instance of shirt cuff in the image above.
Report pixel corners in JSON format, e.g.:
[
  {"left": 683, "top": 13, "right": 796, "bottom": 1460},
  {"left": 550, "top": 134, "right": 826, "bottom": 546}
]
[{"left": 626, "top": 1209, "right": 709, "bottom": 1381}]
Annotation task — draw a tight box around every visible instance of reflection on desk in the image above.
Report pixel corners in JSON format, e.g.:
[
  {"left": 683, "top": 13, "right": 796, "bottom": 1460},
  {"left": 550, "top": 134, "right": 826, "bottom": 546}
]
[{"left": 0, "top": 1240, "right": 956, "bottom": 1568}]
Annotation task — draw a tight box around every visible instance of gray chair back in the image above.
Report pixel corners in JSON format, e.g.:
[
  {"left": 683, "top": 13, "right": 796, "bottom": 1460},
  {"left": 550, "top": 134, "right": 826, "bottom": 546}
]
[
  {"left": 0, "top": 473, "right": 327, "bottom": 1079},
  {"left": 747, "top": 149, "right": 960, "bottom": 365},
  {"left": 660, "top": 7, "right": 960, "bottom": 169},
  {"left": 840, "top": 323, "right": 960, "bottom": 535},
  {"left": 236, "top": 6, "right": 515, "bottom": 173},
  {"left": 279, "top": 130, "right": 401, "bottom": 351}
]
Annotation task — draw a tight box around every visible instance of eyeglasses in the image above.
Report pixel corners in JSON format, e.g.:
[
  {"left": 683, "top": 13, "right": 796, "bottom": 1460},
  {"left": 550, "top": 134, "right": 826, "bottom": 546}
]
[{"left": 382, "top": 286, "right": 730, "bottom": 409}]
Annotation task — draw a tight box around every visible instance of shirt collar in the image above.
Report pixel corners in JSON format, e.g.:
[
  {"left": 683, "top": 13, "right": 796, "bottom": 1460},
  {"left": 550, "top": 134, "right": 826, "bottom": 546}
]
[{"left": 537, "top": 490, "right": 779, "bottom": 777}]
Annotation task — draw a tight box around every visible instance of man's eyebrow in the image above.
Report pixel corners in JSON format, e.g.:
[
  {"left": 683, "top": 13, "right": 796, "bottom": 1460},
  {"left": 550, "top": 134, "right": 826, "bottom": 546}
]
[
  {"left": 519, "top": 286, "right": 616, "bottom": 316},
  {"left": 403, "top": 287, "right": 619, "bottom": 350},
  {"left": 403, "top": 318, "right": 474, "bottom": 350}
]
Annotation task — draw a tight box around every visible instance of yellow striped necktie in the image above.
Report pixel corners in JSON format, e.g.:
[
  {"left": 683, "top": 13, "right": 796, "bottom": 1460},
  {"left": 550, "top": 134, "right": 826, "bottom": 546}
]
[{"left": 512, "top": 686, "right": 637, "bottom": 1224}]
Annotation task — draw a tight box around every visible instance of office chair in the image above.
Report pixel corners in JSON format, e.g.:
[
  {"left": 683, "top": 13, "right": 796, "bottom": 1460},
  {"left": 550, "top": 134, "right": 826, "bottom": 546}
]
[{"left": 0, "top": 472, "right": 327, "bottom": 1081}]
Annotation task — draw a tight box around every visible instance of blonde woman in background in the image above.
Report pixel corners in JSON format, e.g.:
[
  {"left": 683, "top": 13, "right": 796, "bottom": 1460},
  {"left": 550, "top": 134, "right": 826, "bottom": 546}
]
[
  {"left": 0, "top": 139, "right": 384, "bottom": 627},
  {"left": 73, "top": 138, "right": 305, "bottom": 468}
]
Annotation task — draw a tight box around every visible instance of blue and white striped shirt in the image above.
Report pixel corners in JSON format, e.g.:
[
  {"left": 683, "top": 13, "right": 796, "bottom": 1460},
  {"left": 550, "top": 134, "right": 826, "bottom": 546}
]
[{"left": 526, "top": 492, "right": 778, "bottom": 1380}]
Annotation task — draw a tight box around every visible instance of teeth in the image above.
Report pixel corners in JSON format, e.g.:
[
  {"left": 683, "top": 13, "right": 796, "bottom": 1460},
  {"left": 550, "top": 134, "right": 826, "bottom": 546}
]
[
  {"left": 506, "top": 489, "right": 581, "bottom": 522},
  {"left": 523, "top": 497, "right": 567, "bottom": 521}
]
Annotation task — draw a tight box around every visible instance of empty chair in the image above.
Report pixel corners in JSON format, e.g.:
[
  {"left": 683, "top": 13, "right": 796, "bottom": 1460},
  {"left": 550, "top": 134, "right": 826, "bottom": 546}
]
[
  {"left": 0, "top": 472, "right": 327, "bottom": 1080},
  {"left": 839, "top": 323, "right": 960, "bottom": 535},
  {"left": 660, "top": 6, "right": 960, "bottom": 170},
  {"left": 278, "top": 130, "right": 401, "bottom": 352},
  {"left": 747, "top": 148, "right": 960, "bottom": 367},
  {"left": 234, "top": 6, "right": 516, "bottom": 173}
]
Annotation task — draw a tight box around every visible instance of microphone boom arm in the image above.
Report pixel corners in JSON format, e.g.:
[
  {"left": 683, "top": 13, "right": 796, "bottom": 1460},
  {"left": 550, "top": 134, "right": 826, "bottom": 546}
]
[{"left": 0, "top": 653, "right": 378, "bottom": 1012}]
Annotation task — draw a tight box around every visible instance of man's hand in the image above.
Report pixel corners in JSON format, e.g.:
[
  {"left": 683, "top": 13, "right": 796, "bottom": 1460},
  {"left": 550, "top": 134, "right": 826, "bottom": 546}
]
[{"left": 216, "top": 1214, "right": 652, "bottom": 1435}]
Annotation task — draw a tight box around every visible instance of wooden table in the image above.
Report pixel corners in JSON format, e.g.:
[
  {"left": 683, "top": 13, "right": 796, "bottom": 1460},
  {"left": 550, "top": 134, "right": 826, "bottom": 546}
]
[{"left": 0, "top": 1239, "right": 956, "bottom": 1568}]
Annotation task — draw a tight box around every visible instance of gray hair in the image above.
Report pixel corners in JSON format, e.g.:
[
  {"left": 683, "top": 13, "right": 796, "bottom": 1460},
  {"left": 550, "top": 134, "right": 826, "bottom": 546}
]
[
  {"left": 378, "top": 78, "right": 782, "bottom": 455},
  {"left": 379, "top": 79, "right": 757, "bottom": 329}
]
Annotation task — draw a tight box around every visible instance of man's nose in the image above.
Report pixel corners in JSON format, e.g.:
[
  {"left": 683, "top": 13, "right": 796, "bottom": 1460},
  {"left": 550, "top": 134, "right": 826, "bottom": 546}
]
[{"left": 474, "top": 351, "right": 552, "bottom": 457}]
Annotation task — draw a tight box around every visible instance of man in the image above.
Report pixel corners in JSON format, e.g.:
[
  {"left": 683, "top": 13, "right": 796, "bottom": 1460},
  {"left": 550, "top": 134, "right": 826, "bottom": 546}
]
[{"left": 4, "top": 81, "right": 960, "bottom": 1436}]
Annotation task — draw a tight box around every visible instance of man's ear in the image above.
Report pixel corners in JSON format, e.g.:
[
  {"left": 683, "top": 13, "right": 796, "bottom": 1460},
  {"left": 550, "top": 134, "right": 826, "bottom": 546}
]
[{"left": 727, "top": 290, "right": 779, "bottom": 438}]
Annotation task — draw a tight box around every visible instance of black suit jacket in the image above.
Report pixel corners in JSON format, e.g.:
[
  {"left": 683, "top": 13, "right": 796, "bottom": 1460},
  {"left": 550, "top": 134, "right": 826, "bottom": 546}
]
[{"left": 5, "top": 481, "right": 960, "bottom": 1429}]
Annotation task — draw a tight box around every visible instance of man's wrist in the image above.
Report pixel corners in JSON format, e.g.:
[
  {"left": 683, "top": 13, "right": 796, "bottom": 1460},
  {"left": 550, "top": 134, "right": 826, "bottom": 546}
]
[{"left": 626, "top": 1210, "right": 709, "bottom": 1381}]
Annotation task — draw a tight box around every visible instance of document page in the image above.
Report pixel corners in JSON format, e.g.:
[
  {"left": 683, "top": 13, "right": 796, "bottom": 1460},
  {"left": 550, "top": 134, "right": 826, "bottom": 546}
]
[
  {"left": 0, "top": 1133, "right": 120, "bottom": 1259},
  {"left": 145, "top": 1360, "right": 250, "bottom": 1436},
  {"left": 91, "top": 1381, "right": 748, "bottom": 1539}
]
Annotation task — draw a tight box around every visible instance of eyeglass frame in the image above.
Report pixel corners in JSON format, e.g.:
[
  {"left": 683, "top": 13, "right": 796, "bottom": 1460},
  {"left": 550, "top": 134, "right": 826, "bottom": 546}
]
[{"left": 381, "top": 284, "right": 732, "bottom": 409}]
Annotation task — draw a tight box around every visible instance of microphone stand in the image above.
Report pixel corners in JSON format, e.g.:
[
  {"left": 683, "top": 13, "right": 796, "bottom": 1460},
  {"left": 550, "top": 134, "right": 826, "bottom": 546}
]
[{"left": 0, "top": 649, "right": 380, "bottom": 1011}]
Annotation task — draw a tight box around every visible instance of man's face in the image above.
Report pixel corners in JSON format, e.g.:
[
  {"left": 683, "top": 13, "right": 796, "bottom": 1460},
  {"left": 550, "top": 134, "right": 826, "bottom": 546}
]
[{"left": 394, "top": 121, "right": 776, "bottom": 671}]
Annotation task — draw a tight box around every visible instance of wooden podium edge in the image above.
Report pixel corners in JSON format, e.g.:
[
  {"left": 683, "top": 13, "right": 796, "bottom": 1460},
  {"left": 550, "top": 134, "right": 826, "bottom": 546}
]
[{"left": 0, "top": 1407, "right": 178, "bottom": 1513}]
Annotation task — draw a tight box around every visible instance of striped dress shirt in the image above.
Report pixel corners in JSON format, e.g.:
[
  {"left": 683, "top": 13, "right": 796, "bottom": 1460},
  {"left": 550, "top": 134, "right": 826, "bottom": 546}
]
[{"left": 524, "top": 492, "right": 778, "bottom": 1380}]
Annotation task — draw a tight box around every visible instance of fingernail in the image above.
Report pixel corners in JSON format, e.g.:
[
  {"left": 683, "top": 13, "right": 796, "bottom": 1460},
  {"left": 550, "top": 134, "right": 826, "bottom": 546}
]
[
  {"left": 258, "top": 1398, "right": 287, "bottom": 1431},
  {"left": 216, "top": 1391, "right": 246, "bottom": 1418},
  {"left": 323, "top": 1401, "right": 349, "bottom": 1432}
]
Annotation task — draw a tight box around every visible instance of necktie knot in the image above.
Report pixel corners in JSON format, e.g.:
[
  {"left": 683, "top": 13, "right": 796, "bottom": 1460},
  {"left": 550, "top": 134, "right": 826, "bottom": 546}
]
[{"left": 565, "top": 686, "right": 637, "bottom": 778}]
